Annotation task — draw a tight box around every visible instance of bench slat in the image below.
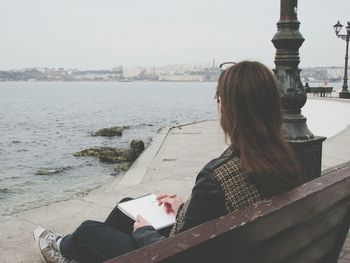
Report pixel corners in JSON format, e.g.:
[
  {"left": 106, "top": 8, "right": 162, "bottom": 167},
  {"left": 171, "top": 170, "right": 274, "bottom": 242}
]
[
  {"left": 239, "top": 200, "right": 350, "bottom": 262},
  {"left": 106, "top": 163, "right": 350, "bottom": 263},
  {"left": 285, "top": 226, "right": 344, "bottom": 263}
]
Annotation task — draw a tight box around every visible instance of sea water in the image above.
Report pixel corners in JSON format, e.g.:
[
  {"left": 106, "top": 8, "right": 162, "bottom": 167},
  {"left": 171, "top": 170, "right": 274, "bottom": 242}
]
[{"left": 0, "top": 81, "right": 349, "bottom": 215}]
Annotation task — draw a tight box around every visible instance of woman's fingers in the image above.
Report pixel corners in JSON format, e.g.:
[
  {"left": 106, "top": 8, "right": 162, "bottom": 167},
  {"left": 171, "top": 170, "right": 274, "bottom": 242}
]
[
  {"left": 158, "top": 196, "right": 175, "bottom": 204},
  {"left": 136, "top": 215, "right": 145, "bottom": 222},
  {"left": 161, "top": 198, "right": 180, "bottom": 214},
  {"left": 158, "top": 198, "right": 177, "bottom": 209},
  {"left": 156, "top": 194, "right": 167, "bottom": 200},
  {"left": 157, "top": 194, "right": 176, "bottom": 206},
  {"left": 133, "top": 215, "right": 151, "bottom": 232},
  {"left": 164, "top": 202, "right": 173, "bottom": 214},
  {"left": 156, "top": 193, "right": 176, "bottom": 200},
  {"left": 155, "top": 194, "right": 182, "bottom": 214}
]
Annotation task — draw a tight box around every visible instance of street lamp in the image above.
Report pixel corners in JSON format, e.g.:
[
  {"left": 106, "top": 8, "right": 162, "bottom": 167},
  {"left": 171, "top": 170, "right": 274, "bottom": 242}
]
[
  {"left": 333, "top": 21, "right": 350, "bottom": 99},
  {"left": 272, "top": 0, "right": 326, "bottom": 182}
]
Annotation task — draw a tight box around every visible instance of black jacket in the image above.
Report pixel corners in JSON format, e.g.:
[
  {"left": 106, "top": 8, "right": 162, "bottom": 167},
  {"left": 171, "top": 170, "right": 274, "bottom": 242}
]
[{"left": 132, "top": 148, "right": 263, "bottom": 247}]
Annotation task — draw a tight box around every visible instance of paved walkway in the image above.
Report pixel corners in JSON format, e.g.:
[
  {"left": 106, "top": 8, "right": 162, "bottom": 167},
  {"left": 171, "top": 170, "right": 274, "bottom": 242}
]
[
  {"left": 1, "top": 100, "right": 349, "bottom": 262},
  {"left": 340, "top": 240, "right": 350, "bottom": 263},
  {"left": 0, "top": 120, "right": 227, "bottom": 263}
]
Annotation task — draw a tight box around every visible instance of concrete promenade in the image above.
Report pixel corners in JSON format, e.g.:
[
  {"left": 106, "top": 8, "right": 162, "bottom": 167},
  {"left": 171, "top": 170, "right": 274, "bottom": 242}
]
[{"left": 1, "top": 100, "right": 349, "bottom": 262}]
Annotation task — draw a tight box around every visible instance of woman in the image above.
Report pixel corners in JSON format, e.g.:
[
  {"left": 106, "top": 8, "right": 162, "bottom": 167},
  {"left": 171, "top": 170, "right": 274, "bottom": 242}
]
[{"left": 34, "top": 61, "right": 302, "bottom": 263}]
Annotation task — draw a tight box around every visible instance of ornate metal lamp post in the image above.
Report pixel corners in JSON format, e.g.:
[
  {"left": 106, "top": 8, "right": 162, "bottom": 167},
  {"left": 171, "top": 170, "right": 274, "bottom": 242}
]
[
  {"left": 272, "top": 0, "right": 326, "bottom": 182},
  {"left": 333, "top": 21, "right": 350, "bottom": 99}
]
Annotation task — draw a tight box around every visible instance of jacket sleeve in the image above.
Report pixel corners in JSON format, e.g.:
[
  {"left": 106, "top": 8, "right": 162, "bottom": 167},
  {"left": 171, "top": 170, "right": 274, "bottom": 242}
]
[
  {"left": 175, "top": 166, "right": 226, "bottom": 233},
  {"left": 131, "top": 225, "right": 166, "bottom": 248},
  {"left": 131, "top": 163, "right": 226, "bottom": 246}
]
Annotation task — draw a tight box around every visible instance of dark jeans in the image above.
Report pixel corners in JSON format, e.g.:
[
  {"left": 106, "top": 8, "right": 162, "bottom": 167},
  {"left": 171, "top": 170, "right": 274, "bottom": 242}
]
[{"left": 59, "top": 198, "right": 171, "bottom": 263}]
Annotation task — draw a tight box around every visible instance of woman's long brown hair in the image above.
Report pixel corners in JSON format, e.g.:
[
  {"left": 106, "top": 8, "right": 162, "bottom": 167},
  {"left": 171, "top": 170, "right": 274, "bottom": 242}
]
[{"left": 217, "top": 61, "right": 302, "bottom": 197}]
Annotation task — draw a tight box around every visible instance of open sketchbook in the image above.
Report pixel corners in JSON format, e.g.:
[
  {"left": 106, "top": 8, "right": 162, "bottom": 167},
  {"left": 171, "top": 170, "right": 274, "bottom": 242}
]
[{"left": 117, "top": 194, "right": 176, "bottom": 230}]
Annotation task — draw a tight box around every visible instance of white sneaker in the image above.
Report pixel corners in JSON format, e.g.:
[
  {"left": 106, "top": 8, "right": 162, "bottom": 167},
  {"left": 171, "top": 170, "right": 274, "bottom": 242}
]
[
  {"left": 33, "top": 227, "right": 77, "bottom": 263},
  {"left": 33, "top": 227, "right": 62, "bottom": 252}
]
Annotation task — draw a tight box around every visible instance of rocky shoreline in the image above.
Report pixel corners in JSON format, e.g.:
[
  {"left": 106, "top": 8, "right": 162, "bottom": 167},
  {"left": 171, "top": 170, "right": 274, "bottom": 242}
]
[
  {"left": 74, "top": 126, "right": 145, "bottom": 173},
  {"left": 92, "top": 126, "right": 130, "bottom": 137}
]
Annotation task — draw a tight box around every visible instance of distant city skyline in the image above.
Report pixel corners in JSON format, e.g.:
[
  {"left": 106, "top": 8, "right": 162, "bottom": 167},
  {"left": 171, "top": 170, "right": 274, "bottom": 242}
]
[
  {"left": 1, "top": 63, "right": 345, "bottom": 83},
  {"left": 1, "top": 62, "right": 346, "bottom": 71},
  {"left": 1, "top": 61, "right": 217, "bottom": 71},
  {"left": 1, "top": 0, "right": 349, "bottom": 70}
]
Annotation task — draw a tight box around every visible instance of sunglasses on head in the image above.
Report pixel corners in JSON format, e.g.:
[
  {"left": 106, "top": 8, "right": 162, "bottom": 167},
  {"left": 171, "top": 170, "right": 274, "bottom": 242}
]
[
  {"left": 215, "top": 62, "right": 237, "bottom": 101},
  {"left": 219, "top": 62, "right": 236, "bottom": 71}
]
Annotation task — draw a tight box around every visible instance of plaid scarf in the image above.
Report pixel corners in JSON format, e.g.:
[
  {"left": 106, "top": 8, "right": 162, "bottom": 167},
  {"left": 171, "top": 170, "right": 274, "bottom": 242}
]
[{"left": 169, "top": 147, "right": 263, "bottom": 236}]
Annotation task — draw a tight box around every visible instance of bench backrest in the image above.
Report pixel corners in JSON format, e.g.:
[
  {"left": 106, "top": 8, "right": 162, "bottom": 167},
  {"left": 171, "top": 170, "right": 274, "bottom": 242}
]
[
  {"left": 322, "top": 87, "right": 333, "bottom": 93},
  {"left": 307, "top": 87, "right": 321, "bottom": 93},
  {"left": 107, "top": 163, "right": 350, "bottom": 263},
  {"left": 306, "top": 87, "right": 333, "bottom": 93}
]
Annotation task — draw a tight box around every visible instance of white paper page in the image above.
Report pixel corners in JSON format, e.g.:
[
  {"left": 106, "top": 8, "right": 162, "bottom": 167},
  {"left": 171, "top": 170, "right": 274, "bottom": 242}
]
[{"left": 118, "top": 194, "right": 176, "bottom": 230}]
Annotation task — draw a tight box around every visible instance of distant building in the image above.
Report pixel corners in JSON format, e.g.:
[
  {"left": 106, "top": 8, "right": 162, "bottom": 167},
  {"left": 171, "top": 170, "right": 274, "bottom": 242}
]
[
  {"left": 159, "top": 73, "right": 204, "bottom": 82},
  {"left": 111, "top": 66, "right": 123, "bottom": 79}
]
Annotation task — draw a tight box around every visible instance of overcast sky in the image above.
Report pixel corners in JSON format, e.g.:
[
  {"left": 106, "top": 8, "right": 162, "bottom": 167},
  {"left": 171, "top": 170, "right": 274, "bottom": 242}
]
[{"left": 1, "top": 0, "right": 349, "bottom": 70}]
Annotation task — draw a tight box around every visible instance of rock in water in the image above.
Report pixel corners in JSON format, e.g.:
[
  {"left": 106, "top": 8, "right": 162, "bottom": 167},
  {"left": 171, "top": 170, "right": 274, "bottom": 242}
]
[
  {"left": 99, "top": 148, "right": 135, "bottom": 163},
  {"left": 74, "top": 147, "right": 132, "bottom": 163},
  {"left": 130, "top": 139, "right": 145, "bottom": 156},
  {"left": 93, "top": 126, "right": 129, "bottom": 137},
  {"left": 74, "top": 140, "right": 145, "bottom": 173},
  {"left": 117, "top": 162, "right": 132, "bottom": 172},
  {"left": 35, "top": 167, "right": 71, "bottom": 175}
]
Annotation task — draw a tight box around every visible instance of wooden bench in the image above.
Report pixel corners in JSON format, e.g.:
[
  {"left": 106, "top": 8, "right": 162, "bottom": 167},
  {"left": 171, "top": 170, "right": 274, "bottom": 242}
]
[
  {"left": 306, "top": 86, "right": 333, "bottom": 97},
  {"left": 106, "top": 162, "right": 350, "bottom": 263},
  {"left": 305, "top": 86, "right": 320, "bottom": 96},
  {"left": 320, "top": 87, "right": 333, "bottom": 97}
]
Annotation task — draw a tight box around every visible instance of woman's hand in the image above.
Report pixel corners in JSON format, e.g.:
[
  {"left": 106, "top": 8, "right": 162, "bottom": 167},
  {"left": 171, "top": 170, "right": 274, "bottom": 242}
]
[
  {"left": 156, "top": 193, "right": 183, "bottom": 215},
  {"left": 133, "top": 215, "right": 151, "bottom": 232}
]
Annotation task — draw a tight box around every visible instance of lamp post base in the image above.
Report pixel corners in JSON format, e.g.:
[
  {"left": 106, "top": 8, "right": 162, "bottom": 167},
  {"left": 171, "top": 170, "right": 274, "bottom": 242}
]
[
  {"left": 339, "top": 91, "right": 350, "bottom": 99},
  {"left": 288, "top": 136, "right": 326, "bottom": 183}
]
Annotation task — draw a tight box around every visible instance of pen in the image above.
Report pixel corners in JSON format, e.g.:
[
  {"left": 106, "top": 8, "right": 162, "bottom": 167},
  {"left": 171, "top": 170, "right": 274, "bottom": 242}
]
[{"left": 152, "top": 194, "right": 177, "bottom": 203}]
